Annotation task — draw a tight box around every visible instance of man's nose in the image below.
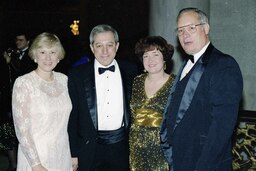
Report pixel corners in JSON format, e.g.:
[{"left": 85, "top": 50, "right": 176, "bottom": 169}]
[
  {"left": 183, "top": 28, "right": 191, "bottom": 37},
  {"left": 103, "top": 46, "right": 108, "bottom": 53}
]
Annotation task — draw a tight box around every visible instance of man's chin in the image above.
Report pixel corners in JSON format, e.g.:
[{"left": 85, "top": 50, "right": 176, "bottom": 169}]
[{"left": 98, "top": 60, "right": 114, "bottom": 66}]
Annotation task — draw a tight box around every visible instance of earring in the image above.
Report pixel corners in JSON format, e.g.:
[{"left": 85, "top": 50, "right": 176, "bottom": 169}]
[
  {"left": 34, "top": 59, "right": 37, "bottom": 63},
  {"left": 164, "top": 62, "right": 166, "bottom": 70},
  {"left": 143, "top": 69, "right": 147, "bottom": 73}
]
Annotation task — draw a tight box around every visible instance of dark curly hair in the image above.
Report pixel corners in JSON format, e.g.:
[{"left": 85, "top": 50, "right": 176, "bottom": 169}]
[{"left": 135, "top": 36, "right": 174, "bottom": 62}]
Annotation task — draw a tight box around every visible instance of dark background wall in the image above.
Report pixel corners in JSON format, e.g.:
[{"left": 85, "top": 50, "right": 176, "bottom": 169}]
[
  {"left": 149, "top": 0, "right": 256, "bottom": 111},
  {"left": 0, "top": 0, "right": 149, "bottom": 73},
  {"left": 1, "top": 0, "right": 254, "bottom": 110}
]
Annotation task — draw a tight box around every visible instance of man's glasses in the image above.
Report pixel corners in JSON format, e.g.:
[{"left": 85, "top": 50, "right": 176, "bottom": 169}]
[{"left": 176, "top": 23, "right": 205, "bottom": 36}]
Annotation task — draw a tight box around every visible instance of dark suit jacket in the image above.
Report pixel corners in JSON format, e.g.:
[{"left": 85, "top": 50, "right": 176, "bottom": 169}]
[
  {"left": 11, "top": 49, "right": 37, "bottom": 77},
  {"left": 68, "top": 59, "right": 137, "bottom": 170},
  {"left": 19, "top": 50, "right": 37, "bottom": 75},
  {"left": 0, "top": 55, "right": 12, "bottom": 122},
  {"left": 160, "top": 44, "right": 243, "bottom": 171},
  {"left": 0, "top": 49, "right": 36, "bottom": 122}
]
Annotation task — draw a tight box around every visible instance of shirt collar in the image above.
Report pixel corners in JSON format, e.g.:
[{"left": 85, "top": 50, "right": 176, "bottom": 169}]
[
  {"left": 21, "top": 47, "right": 29, "bottom": 52},
  {"left": 193, "top": 41, "right": 210, "bottom": 63}
]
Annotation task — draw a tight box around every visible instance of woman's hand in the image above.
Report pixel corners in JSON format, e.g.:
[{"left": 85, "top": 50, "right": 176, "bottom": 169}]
[
  {"left": 72, "top": 157, "right": 79, "bottom": 171},
  {"left": 32, "top": 164, "right": 48, "bottom": 171}
]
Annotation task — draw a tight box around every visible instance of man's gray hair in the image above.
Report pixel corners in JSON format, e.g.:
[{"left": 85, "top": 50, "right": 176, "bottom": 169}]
[
  {"left": 177, "top": 7, "right": 209, "bottom": 24},
  {"left": 89, "top": 24, "right": 119, "bottom": 44}
]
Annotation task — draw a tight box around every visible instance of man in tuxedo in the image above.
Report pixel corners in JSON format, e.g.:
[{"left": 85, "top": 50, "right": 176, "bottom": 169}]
[
  {"left": 4, "top": 32, "right": 36, "bottom": 77},
  {"left": 160, "top": 8, "right": 243, "bottom": 171},
  {"left": 15, "top": 32, "right": 37, "bottom": 75},
  {"left": 68, "top": 24, "right": 137, "bottom": 171}
]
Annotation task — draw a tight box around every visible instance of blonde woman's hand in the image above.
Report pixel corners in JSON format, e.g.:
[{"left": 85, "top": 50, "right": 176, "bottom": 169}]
[
  {"left": 32, "top": 164, "right": 48, "bottom": 171},
  {"left": 72, "top": 157, "right": 78, "bottom": 171}
]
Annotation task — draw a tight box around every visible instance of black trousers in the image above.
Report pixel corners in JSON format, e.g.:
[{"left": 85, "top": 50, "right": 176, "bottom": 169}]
[{"left": 91, "top": 138, "right": 129, "bottom": 171}]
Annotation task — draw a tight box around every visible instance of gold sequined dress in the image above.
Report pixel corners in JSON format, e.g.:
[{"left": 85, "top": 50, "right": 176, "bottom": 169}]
[{"left": 129, "top": 73, "right": 175, "bottom": 171}]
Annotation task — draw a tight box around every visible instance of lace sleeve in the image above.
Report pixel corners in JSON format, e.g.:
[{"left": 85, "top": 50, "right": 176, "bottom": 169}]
[{"left": 12, "top": 77, "right": 41, "bottom": 167}]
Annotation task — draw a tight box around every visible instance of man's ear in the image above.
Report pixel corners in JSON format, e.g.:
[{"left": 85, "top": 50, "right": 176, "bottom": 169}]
[
  {"left": 115, "top": 42, "right": 120, "bottom": 52},
  {"left": 204, "top": 23, "right": 210, "bottom": 35},
  {"left": 90, "top": 44, "right": 94, "bottom": 54}
]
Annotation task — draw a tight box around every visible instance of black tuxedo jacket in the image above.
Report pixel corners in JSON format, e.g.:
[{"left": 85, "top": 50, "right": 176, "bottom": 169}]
[
  {"left": 19, "top": 50, "right": 37, "bottom": 75},
  {"left": 11, "top": 49, "right": 37, "bottom": 76},
  {"left": 67, "top": 59, "right": 137, "bottom": 169},
  {"left": 160, "top": 44, "right": 243, "bottom": 171}
]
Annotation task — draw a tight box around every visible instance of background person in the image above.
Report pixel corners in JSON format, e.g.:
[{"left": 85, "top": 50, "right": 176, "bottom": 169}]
[
  {"left": 4, "top": 32, "right": 37, "bottom": 77},
  {"left": 12, "top": 32, "right": 73, "bottom": 171},
  {"left": 0, "top": 31, "right": 36, "bottom": 171},
  {"left": 0, "top": 51, "right": 17, "bottom": 171}
]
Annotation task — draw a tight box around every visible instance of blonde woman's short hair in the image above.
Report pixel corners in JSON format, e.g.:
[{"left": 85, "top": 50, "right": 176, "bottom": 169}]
[{"left": 29, "top": 32, "right": 65, "bottom": 60}]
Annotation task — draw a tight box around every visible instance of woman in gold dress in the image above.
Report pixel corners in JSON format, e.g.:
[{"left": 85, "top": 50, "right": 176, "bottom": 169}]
[{"left": 129, "top": 36, "right": 175, "bottom": 171}]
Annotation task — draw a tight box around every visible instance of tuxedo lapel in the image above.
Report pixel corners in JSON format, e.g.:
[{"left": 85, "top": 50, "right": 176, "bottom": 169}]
[
  {"left": 83, "top": 64, "right": 98, "bottom": 130},
  {"left": 173, "top": 57, "right": 205, "bottom": 131},
  {"left": 119, "top": 64, "right": 129, "bottom": 129},
  {"left": 172, "top": 44, "right": 214, "bottom": 132},
  {"left": 170, "top": 62, "right": 185, "bottom": 94},
  {"left": 163, "top": 61, "right": 186, "bottom": 117}
]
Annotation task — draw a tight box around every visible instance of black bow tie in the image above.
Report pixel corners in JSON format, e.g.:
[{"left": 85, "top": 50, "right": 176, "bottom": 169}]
[
  {"left": 187, "top": 55, "right": 194, "bottom": 63},
  {"left": 98, "top": 65, "right": 115, "bottom": 74}
]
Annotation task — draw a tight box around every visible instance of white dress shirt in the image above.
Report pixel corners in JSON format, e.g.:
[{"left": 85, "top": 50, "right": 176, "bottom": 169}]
[
  {"left": 19, "top": 47, "right": 28, "bottom": 60},
  {"left": 94, "top": 59, "right": 124, "bottom": 130},
  {"left": 180, "top": 42, "right": 210, "bottom": 80}
]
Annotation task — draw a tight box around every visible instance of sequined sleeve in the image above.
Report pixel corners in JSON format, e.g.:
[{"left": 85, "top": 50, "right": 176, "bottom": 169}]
[{"left": 12, "top": 77, "right": 41, "bottom": 167}]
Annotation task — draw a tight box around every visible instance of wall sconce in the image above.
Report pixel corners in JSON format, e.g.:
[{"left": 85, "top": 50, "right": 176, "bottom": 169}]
[{"left": 70, "top": 20, "right": 80, "bottom": 36}]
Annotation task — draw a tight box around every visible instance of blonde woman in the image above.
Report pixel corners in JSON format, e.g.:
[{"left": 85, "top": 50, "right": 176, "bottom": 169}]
[{"left": 12, "top": 32, "right": 72, "bottom": 171}]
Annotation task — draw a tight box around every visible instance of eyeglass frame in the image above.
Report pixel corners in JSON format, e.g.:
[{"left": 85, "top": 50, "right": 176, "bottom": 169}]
[{"left": 176, "top": 23, "right": 206, "bottom": 36}]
